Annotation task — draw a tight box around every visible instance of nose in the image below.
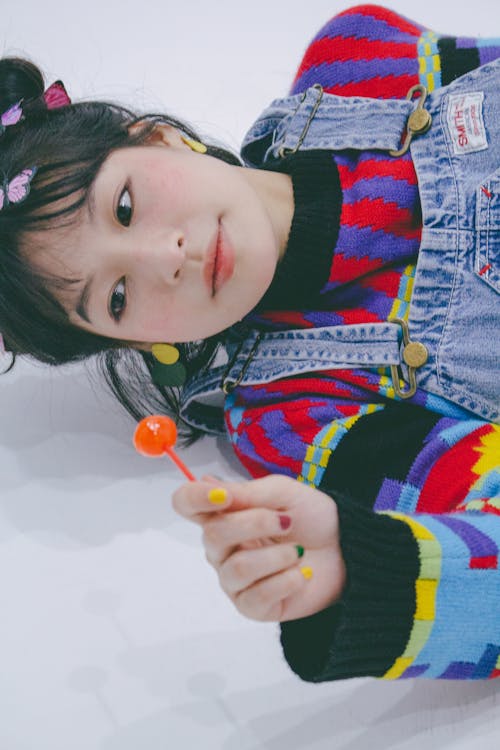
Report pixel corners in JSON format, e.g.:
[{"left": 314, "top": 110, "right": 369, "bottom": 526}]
[{"left": 130, "top": 228, "right": 186, "bottom": 285}]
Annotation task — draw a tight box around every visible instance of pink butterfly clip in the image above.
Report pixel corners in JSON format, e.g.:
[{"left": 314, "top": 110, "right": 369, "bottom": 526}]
[
  {"left": 0, "top": 167, "right": 37, "bottom": 211},
  {"left": 0, "top": 100, "right": 24, "bottom": 136}
]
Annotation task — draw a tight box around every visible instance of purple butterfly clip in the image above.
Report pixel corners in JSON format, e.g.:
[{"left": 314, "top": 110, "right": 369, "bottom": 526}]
[
  {"left": 0, "top": 167, "right": 37, "bottom": 211},
  {"left": 0, "top": 100, "right": 24, "bottom": 136}
]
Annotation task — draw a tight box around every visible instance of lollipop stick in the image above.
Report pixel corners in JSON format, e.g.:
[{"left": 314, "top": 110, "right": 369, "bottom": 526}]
[{"left": 165, "top": 446, "right": 197, "bottom": 481}]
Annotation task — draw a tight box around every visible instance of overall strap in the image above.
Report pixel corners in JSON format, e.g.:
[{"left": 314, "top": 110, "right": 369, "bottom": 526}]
[
  {"left": 241, "top": 85, "right": 423, "bottom": 163},
  {"left": 181, "top": 320, "right": 426, "bottom": 434},
  {"left": 220, "top": 322, "right": 401, "bottom": 389}
]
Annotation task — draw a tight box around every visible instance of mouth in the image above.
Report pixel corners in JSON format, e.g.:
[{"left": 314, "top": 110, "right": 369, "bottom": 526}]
[{"left": 203, "top": 219, "right": 234, "bottom": 297}]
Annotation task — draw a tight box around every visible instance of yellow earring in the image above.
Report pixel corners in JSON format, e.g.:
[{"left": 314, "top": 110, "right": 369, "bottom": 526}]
[
  {"left": 181, "top": 136, "right": 207, "bottom": 154},
  {"left": 152, "top": 343, "right": 179, "bottom": 365}
]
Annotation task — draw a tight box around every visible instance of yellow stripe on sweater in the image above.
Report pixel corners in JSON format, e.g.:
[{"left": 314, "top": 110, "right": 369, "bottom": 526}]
[{"left": 379, "top": 513, "right": 442, "bottom": 679}]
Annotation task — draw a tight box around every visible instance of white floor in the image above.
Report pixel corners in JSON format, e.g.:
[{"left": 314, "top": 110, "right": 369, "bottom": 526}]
[
  {"left": 2, "top": 360, "right": 500, "bottom": 749},
  {"left": 2, "top": 1, "right": 500, "bottom": 748}
]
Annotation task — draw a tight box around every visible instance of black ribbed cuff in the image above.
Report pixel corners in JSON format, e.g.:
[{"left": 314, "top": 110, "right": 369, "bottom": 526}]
[{"left": 280, "top": 494, "right": 420, "bottom": 682}]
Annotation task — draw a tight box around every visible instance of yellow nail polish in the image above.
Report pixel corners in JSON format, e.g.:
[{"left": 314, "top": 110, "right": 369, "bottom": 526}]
[
  {"left": 300, "top": 566, "right": 313, "bottom": 580},
  {"left": 208, "top": 487, "right": 227, "bottom": 505}
]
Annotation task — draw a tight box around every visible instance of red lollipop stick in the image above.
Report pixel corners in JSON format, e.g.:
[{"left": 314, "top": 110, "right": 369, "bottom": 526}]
[{"left": 133, "top": 415, "right": 196, "bottom": 481}]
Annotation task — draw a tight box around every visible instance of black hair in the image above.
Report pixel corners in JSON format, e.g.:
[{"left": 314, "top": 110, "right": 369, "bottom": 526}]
[{"left": 0, "top": 57, "right": 242, "bottom": 444}]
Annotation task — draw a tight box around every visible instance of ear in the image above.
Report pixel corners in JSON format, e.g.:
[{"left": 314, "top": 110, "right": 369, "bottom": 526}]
[
  {"left": 127, "top": 341, "right": 153, "bottom": 352},
  {"left": 128, "top": 120, "right": 188, "bottom": 149}
]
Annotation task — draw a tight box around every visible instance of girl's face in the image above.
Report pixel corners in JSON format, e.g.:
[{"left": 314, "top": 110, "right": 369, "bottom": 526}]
[{"left": 33, "top": 126, "right": 289, "bottom": 345}]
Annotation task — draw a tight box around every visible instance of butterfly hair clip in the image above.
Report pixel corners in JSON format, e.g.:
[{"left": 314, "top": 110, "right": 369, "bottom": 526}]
[
  {"left": 43, "top": 80, "right": 71, "bottom": 110},
  {"left": 0, "top": 80, "right": 71, "bottom": 137},
  {"left": 0, "top": 167, "right": 37, "bottom": 211},
  {"left": 0, "top": 100, "right": 24, "bottom": 137}
]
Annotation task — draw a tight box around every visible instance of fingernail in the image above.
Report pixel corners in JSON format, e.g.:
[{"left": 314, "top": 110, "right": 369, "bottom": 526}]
[
  {"left": 279, "top": 514, "right": 292, "bottom": 531},
  {"left": 203, "top": 474, "right": 223, "bottom": 482},
  {"left": 208, "top": 487, "right": 227, "bottom": 505},
  {"left": 300, "top": 566, "right": 313, "bottom": 580},
  {"left": 295, "top": 545, "right": 305, "bottom": 558}
]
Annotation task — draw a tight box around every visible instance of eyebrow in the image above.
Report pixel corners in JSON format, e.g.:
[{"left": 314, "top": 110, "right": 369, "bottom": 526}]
[
  {"left": 75, "top": 275, "right": 94, "bottom": 324},
  {"left": 74, "top": 178, "right": 103, "bottom": 324}
]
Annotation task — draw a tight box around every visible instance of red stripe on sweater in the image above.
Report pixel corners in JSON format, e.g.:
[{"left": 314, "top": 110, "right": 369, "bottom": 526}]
[
  {"left": 234, "top": 450, "right": 269, "bottom": 479},
  {"left": 296, "top": 36, "right": 418, "bottom": 75},
  {"left": 334, "top": 368, "right": 381, "bottom": 394},
  {"left": 292, "top": 5, "right": 424, "bottom": 93},
  {"left": 337, "top": 158, "right": 417, "bottom": 190},
  {"left": 335, "top": 308, "right": 383, "bottom": 324},
  {"left": 258, "top": 310, "right": 315, "bottom": 328},
  {"left": 336, "top": 403, "right": 364, "bottom": 417},
  {"left": 329, "top": 251, "right": 383, "bottom": 284},
  {"left": 323, "top": 74, "right": 418, "bottom": 99},
  {"left": 233, "top": 405, "right": 304, "bottom": 475},
  {"left": 341, "top": 197, "right": 421, "bottom": 238},
  {"left": 417, "top": 424, "right": 492, "bottom": 513},
  {"left": 359, "top": 269, "right": 404, "bottom": 296},
  {"left": 470, "top": 555, "right": 498, "bottom": 570},
  {"left": 260, "top": 377, "right": 354, "bottom": 401},
  {"left": 455, "top": 499, "right": 500, "bottom": 516},
  {"left": 270, "top": 369, "right": 382, "bottom": 403}
]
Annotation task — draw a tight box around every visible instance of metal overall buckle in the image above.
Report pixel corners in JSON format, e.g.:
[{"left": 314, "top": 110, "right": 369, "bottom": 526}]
[
  {"left": 278, "top": 84, "right": 324, "bottom": 158},
  {"left": 389, "top": 317, "right": 428, "bottom": 399},
  {"left": 221, "top": 332, "right": 263, "bottom": 395},
  {"left": 389, "top": 84, "right": 432, "bottom": 157}
]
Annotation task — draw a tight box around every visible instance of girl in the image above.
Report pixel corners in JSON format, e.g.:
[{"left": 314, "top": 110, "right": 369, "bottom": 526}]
[{"left": 1, "top": 5, "right": 500, "bottom": 682}]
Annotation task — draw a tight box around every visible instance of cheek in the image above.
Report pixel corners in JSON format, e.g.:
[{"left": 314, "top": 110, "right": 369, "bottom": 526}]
[
  {"left": 146, "top": 162, "right": 188, "bottom": 218},
  {"left": 158, "top": 166, "right": 184, "bottom": 201},
  {"left": 137, "top": 300, "right": 174, "bottom": 334}
]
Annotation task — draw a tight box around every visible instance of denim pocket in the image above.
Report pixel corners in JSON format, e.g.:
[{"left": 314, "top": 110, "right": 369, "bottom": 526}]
[{"left": 476, "top": 169, "right": 500, "bottom": 293}]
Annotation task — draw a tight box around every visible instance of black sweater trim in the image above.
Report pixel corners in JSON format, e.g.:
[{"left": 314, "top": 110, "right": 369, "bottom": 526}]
[
  {"left": 280, "top": 492, "right": 420, "bottom": 682},
  {"left": 252, "top": 150, "right": 342, "bottom": 311},
  {"left": 322, "top": 402, "right": 442, "bottom": 507}
]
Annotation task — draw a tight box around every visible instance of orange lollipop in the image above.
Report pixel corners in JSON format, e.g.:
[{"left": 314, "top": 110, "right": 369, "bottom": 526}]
[{"left": 133, "top": 415, "right": 196, "bottom": 481}]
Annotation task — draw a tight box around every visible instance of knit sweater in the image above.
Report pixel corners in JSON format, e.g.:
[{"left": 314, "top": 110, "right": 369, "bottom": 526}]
[{"left": 224, "top": 5, "right": 500, "bottom": 681}]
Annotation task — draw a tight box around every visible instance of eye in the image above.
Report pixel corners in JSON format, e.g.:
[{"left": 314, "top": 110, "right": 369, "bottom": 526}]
[
  {"left": 109, "top": 278, "right": 127, "bottom": 321},
  {"left": 116, "top": 185, "right": 133, "bottom": 227}
]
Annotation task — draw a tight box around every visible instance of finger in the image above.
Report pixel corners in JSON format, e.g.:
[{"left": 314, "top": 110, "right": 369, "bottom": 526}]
[
  {"left": 203, "top": 508, "right": 293, "bottom": 565},
  {"left": 173, "top": 473, "right": 314, "bottom": 523},
  {"left": 234, "top": 566, "right": 307, "bottom": 622},
  {"left": 219, "top": 474, "right": 305, "bottom": 513},
  {"left": 175, "top": 474, "right": 302, "bottom": 519},
  {"left": 219, "top": 543, "right": 303, "bottom": 595},
  {"left": 171, "top": 480, "right": 233, "bottom": 523},
  {"left": 223, "top": 475, "right": 339, "bottom": 549}
]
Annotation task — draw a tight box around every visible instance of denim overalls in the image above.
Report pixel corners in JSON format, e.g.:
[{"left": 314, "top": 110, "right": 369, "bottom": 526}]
[{"left": 180, "top": 59, "right": 500, "bottom": 435}]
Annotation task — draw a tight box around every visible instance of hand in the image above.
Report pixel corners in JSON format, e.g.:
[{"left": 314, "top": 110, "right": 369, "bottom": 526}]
[{"left": 172, "top": 474, "right": 346, "bottom": 623}]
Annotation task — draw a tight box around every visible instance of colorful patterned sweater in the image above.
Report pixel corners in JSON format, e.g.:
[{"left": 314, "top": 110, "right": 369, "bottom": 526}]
[{"left": 224, "top": 5, "right": 500, "bottom": 681}]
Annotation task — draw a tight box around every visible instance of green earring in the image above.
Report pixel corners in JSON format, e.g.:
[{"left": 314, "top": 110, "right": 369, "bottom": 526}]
[{"left": 151, "top": 343, "right": 186, "bottom": 387}]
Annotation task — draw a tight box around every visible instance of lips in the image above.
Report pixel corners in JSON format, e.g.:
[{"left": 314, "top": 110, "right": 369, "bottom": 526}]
[{"left": 203, "top": 220, "right": 234, "bottom": 296}]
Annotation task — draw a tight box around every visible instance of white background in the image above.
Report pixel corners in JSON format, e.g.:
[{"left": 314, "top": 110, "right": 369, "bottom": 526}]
[{"left": 1, "top": 1, "right": 500, "bottom": 748}]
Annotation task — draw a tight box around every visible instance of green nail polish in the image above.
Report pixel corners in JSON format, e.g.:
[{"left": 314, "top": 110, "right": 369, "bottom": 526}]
[{"left": 295, "top": 545, "right": 305, "bottom": 558}]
